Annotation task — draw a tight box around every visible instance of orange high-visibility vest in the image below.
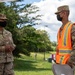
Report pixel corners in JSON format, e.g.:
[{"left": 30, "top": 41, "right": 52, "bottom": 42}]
[{"left": 56, "top": 22, "right": 73, "bottom": 64}]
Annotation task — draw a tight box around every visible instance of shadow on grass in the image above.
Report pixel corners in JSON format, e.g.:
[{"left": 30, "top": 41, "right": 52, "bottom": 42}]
[{"left": 14, "top": 58, "right": 52, "bottom": 71}]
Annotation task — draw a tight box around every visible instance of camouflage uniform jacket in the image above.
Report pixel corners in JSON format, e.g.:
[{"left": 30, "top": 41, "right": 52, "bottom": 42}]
[
  {"left": 0, "top": 28, "right": 16, "bottom": 63},
  {"left": 67, "top": 23, "right": 75, "bottom": 65}
]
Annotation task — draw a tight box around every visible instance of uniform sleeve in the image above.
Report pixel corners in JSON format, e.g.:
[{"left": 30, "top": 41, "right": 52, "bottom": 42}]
[
  {"left": 8, "top": 32, "right": 16, "bottom": 51},
  {"left": 71, "top": 24, "right": 75, "bottom": 50},
  {"left": 68, "top": 24, "right": 75, "bottom": 64}
]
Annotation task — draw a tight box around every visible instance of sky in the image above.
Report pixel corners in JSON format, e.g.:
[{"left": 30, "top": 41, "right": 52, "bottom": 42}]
[
  {"left": 16, "top": 0, "right": 42, "bottom": 4},
  {"left": 30, "top": 0, "right": 75, "bottom": 42},
  {"left": 4, "top": 0, "right": 75, "bottom": 42}
]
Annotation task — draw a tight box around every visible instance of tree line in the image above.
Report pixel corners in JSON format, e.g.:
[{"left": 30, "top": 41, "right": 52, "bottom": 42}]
[{"left": 0, "top": 1, "right": 56, "bottom": 57}]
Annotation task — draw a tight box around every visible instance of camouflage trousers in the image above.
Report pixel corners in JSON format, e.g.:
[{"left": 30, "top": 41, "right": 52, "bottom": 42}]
[
  {"left": 72, "top": 66, "right": 75, "bottom": 75},
  {"left": 0, "top": 62, "right": 14, "bottom": 75}
]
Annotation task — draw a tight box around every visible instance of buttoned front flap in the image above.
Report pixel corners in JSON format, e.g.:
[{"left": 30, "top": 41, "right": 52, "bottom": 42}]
[
  {"left": 0, "top": 52, "right": 7, "bottom": 63},
  {"left": 0, "top": 52, "right": 14, "bottom": 63},
  {"left": 6, "top": 52, "right": 14, "bottom": 62}
]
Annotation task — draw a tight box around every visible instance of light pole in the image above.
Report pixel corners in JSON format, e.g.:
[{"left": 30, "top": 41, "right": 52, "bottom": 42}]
[
  {"left": 43, "top": 25, "right": 48, "bottom": 60},
  {"left": 44, "top": 46, "right": 45, "bottom": 60}
]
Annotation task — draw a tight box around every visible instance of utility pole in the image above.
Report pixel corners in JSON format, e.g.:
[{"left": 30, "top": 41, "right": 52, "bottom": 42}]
[{"left": 43, "top": 25, "right": 48, "bottom": 61}]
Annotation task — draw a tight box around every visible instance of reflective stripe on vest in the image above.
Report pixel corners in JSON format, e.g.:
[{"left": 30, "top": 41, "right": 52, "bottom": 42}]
[
  {"left": 59, "top": 50, "right": 71, "bottom": 54},
  {"left": 60, "top": 56, "right": 64, "bottom": 64},
  {"left": 63, "top": 23, "right": 71, "bottom": 46}
]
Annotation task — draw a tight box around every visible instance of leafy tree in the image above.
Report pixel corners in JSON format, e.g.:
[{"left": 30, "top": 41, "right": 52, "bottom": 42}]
[
  {"left": 0, "top": 2, "right": 52, "bottom": 57},
  {"left": 18, "top": 4, "right": 41, "bottom": 28},
  {"left": 52, "top": 41, "right": 57, "bottom": 46},
  {"left": 35, "top": 30, "right": 52, "bottom": 52}
]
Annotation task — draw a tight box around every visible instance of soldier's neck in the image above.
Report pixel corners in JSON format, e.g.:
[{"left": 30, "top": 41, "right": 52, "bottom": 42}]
[{"left": 62, "top": 18, "right": 69, "bottom": 26}]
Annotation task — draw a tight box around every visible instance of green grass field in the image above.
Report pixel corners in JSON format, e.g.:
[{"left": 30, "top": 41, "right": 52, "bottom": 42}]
[{"left": 14, "top": 52, "right": 54, "bottom": 75}]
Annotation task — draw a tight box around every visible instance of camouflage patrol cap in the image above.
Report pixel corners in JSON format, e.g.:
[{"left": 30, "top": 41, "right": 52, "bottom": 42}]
[
  {"left": 0, "top": 14, "right": 7, "bottom": 20},
  {"left": 55, "top": 5, "right": 69, "bottom": 14}
]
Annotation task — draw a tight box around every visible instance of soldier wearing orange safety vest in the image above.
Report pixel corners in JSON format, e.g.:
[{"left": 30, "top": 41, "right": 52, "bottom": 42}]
[{"left": 55, "top": 5, "right": 75, "bottom": 67}]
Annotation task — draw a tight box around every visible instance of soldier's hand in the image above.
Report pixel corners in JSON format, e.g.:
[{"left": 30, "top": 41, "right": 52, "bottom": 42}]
[{"left": 5, "top": 45, "right": 13, "bottom": 52}]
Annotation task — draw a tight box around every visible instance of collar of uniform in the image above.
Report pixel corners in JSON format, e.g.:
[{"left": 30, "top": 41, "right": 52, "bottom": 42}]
[{"left": 61, "top": 21, "right": 71, "bottom": 29}]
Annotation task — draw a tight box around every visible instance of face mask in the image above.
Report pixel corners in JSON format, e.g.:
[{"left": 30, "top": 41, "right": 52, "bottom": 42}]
[
  {"left": 0, "top": 21, "right": 7, "bottom": 27},
  {"left": 57, "top": 14, "right": 62, "bottom": 21}
]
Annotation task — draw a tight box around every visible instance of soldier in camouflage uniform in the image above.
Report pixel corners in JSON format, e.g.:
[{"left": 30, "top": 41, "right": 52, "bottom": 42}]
[
  {"left": 55, "top": 5, "right": 75, "bottom": 68},
  {"left": 0, "top": 14, "right": 16, "bottom": 75}
]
